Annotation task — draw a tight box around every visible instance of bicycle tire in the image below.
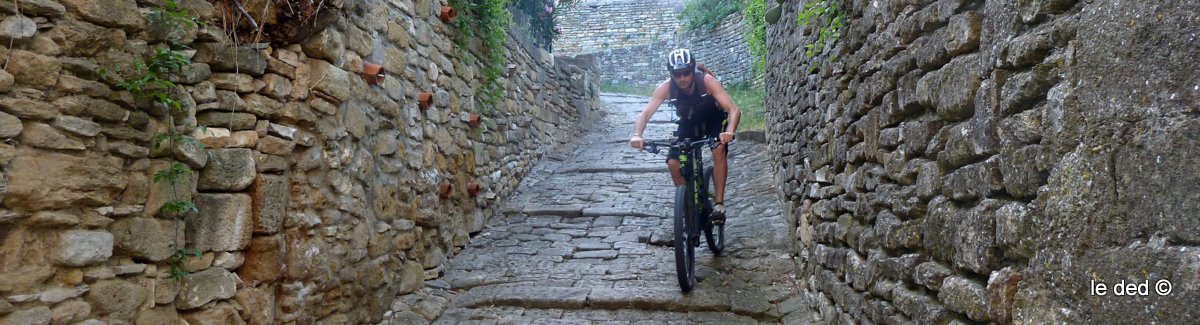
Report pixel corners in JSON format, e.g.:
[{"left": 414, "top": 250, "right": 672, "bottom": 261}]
[
  {"left": 702, "top": 166, "right": 724, "bottom": 255},
  {"left": 674, "top": 185, "right": 696, "bottom": 292}
]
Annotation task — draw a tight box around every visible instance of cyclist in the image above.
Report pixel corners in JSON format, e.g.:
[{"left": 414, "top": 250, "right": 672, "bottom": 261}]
[{"left": 629, "top": 48, "right": 741, "bottom": 225}]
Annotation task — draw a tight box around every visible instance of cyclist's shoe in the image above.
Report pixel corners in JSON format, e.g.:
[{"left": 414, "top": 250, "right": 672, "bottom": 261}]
[{"left": 711, "top": 203, "right": 726, "bottom": 225}]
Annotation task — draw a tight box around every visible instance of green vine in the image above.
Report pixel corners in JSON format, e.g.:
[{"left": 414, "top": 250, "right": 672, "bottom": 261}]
[
  {"left": 797, "top": 0, "right": 845, "bottom": 59},
  {"left": 449, "top": 0, "right": 513, "bottom": 115},
  {"left": 168, "top": 248, "right": 202, "bottom": 279},
  {"left": 743, "top": 0, "right": 767, "bottom": 87},
  {"left": 680, "top": 0, "right": 744, "bottom": 31},
  {"left": 105, "top": 0, "right": 202, "bottom": 279}
]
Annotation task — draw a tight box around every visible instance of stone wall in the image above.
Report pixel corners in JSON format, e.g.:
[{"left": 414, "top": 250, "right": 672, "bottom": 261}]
[
  {"left": 552, "top": 0, "right": 686, "bottom": 56},
  {"left": 766, "top": 0, "right": 1199, "bottom": 323},
  {"left": 590, "top": 14, "right": 754, "bottom": 87},
  {"left": 0, "top": 0, "right": 602, "bottom": 324}
]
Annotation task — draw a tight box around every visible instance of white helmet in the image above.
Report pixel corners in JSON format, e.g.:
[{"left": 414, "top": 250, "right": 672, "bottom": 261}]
[{"left": 666, "top": 48, "right": 695, "bottom": 74}]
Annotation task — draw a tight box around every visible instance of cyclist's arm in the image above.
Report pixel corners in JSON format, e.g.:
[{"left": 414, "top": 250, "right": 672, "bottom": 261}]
[
  {"left": 632, "top": 80, "right": 672, "bottom": 138},
  {"left": 705, "top": 75, "right": 740, "bottom": 134}
]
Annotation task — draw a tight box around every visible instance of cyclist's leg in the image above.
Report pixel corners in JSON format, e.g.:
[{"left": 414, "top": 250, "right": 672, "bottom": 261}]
[
  {"left": 667, "top": 158, "right": 684, "bottom": 186},
  {"left": 713, "top": 142, "right": 727, "bottom": 203}
]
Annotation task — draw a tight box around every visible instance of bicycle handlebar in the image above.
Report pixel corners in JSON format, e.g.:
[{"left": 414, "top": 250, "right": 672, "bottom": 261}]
[{"left": 642, "top": 138, "right": 723, "bottom": 155}]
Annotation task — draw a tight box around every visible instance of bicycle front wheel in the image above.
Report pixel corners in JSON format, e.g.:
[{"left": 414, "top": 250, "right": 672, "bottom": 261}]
[
  {"left": 702, "top": 166, "right": 724, "bottom": 255},
  {"left": 674, "top": 185, "right": 696, "bottom": 292}
]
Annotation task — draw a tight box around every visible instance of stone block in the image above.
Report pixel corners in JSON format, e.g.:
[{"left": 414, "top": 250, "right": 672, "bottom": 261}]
[
  {"left": 941, "top": 156, "right": 1004, "bottom": 201},
  {"left": 939, "top": 276, "right": 989, "bottom": 321},
  {"left": 198, "top": 148, "right": 256, "bottom": 191},
  {"left": 145, "top": 160, "right": 198, "bottom": 218},
  {"left": 190, "top": 193, "right": 253, "bottom": 252},
  {"left": 50, "top": 299, "right": 89, "bottom": 324},
  {"left": 135, "top": 306, "right": 181, "bottom": 325},
  {"left": 86, "top": 279, "right": 145, "bottom": 319},
  {"left": 0, "top": 110, "right": 20, "bottom": 138},
  {"left": 235, "top": 287, "right": 276, "bottom": 325},
  {"left": 301, "top": 27, "right": 344, "bottom": 62},
  {"left": 986, "top": 267, "right": 1021, "bottom": 323},
  {"left": 924, "top": 197, "right": 1004, "bottom": 274},
  {"left": 946, "top": 12, "right": 981, "bottom": 56},
  {"left": 239, "top": 235, "right": 281, "bottom": 286},
  {"left": 999, "top": 145, "right": 1050, "bottom": 199},
  {"left": 53, "top": 230, "right": 112, "bottom": 266},
  {"left": 250, "top": 174, "right": 287, "bottom": 235},
  {"left": 306, "top": 59, "right": 351, "bottom": 102},
  {"left": 939, "top": 117, "right": 996, "bottom": 169},
  {"left": 6, "top": 49, "right": 60, "bottom": 88},
  {"left": 193, "top": 43, "right": 267, "bottom": 76},
  {"left": 891, "top": 287, "right": 949, "bottom": 325},
  {"left": 1, "top": 306, "right": 51, "bottom": 325},
  {"left": 59, "top": 0, "right": 141, "bottom": 29},
  {"left": 227, "top": 130, "right": 259, "bottom": 148},
  {"left": 176, "top": 268, "right": 238, "bottom": 309},
  {"left": 197, "top": 111, "right": 257, "bottom": 130},
  {"left": 260, "top": 73, "right": 292, "bottom": 99},
  {"left": 0, "top": 97, "right": 55, "bottom": 120},
  {"left": 256, "top": 135, "right": 294, "bottom": 155},
  {"left": 183, "top": 302, "right": 245, "bottom": 325},
  {"left": 999, "top": 66, "right": 1057, "bottom": 116},
  {"left": 210, "top": 73, "right": 255, "bottom": 93},
  {"left": 54, "top": 115, "right": 100, "bottom": 137},
  {"left": 21, "top": 122, "right": 85, "bottom": 150},
  {"left": 109, "top": 217, "right": 184, "bottom": 262}
]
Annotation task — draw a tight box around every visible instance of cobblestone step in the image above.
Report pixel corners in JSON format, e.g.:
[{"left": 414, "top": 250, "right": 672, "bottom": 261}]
[{"left": 448, "top": 284, "right": 779, "bottom": 322}]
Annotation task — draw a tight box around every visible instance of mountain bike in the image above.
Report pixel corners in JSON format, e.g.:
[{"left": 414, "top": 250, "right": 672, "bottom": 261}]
[{"left": 644, "top": 137, "right": 725, "bottom": 292}]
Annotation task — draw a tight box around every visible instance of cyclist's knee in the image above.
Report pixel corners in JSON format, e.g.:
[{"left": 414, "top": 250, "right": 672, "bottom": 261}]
[{"left": 667, "top": 159, "right": 681, "bottom": 168}]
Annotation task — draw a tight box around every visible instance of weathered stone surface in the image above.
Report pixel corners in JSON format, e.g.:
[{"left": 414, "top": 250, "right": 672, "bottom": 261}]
[
  {"left": 0, "top": 265, "right": 54, "bottom": 293},
  {"left": 256, "top": 135, "right": 294, "bottom": 155},
  {"left": 182, "top": 302, "right": 244, "bottom": 325},
  {"left": 134, "top": 306, "right": 180, "bottom": 325},
  {"left": 176, "top": 268, "right": 238, "bottom": 310},
  {"left": 913, "top": 261, "right": 952, "bottom": 291},
  {"left": 254, "top": 152, "right": 287, "bottom": 173},
  {"left": 986, "top": 267, "right": 1021, "bottom": 323},
  {"left": 144, "top": 160, "right": 198, "bottom": 217},
  {"left": 54, "top": 95, "right": 128, "bottom": 123},
  {"left": 21, "top": 122, "right": 85, "bottom": 150},
  {"left": 0, "top": 0, "right": 66, "bottom": 17},
  {"left": 1, "top": 97, "right": 57, "bottom": 120},
  {"left": 85, "top": 279, "right": 144, "bottom": 319},
  {"left": 238, "top": 236, "right": 281, "bottom": 286},
  {"left": 190, "top": 193, "right": 253, "bottom": 252},
  {"left": 54, "top": 115, "right": 100, "bottom": 137},
  {"left": 260, "top": 73, "right": 292, "bottom": 99},
  {"left": 109, "top": 217, "right": 184, "bottom": 262},
  {"left": 6, "top": 50, "right": 61, "bottom": 88},
  {"left": 250, "top": 174, "right": 287, "bottom": 235},
  {"left": 892, "top": 287, "right": 948, "bottom": 324},
  {"left": 59, "top": 0, "right": 142, "bottom": 29},
  {"left": 210, "top": 73, "right": 256, "bottom": 93},
  {"left": 212, "top": 251, "right": 243, "bottom": 269},
  {"left": 197, "top": 111, "right": 257, "bottom": 130},
  {"left": 193, "top": 43, "right": 267, "bottom": 76},
  {"left": 235, "top": 287, "right": 275, "bottom": 325},
  {"left": 53, "top": 230, "right": 113, "bottom": 266},
  {"left": 0, "top": 111, "right": 21, "bottom": 138},
  {"left": 924, "top": 197, "right": 1003, "bottom": 274},
  {"left": 306, "top": 59, "right": 351, "bottom": 102},
  {"left": 1, "top": 306, "right": 51, "bottom": 325},
  {"left": 301, "top": 27, "right": 344, "bottom": 62},
  {"left": 942, "top": 157, "right": 1004, "bottom": 201},
  {"left": 50, "top": 299, "right": 90, "bottom": 324},
  {"left": 939, "top": 276, "right": 988, "bottom": 321},
  {"left": 27, "top": 211, "right": 80, "bottom": 228},
  {"left": 0, "top": 15, "right": 37, "bottom": 43},
  {"left": 198, "top": 148, "right": 256, "bottom": 191}
]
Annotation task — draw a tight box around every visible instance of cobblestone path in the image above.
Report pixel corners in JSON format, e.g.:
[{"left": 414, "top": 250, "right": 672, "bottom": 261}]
[{"left": 383, "top": 94, "right": 808, "bottom": 324}]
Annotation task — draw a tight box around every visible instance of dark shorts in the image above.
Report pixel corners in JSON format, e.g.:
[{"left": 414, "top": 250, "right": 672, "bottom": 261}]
[{"left": 667, "top": 115, "right": 727, "bottom": 162}]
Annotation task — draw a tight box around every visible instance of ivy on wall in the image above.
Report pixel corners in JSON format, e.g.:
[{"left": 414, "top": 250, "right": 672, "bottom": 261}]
[
  {"left": 680, "top": 0, "right": 744, "bottom": 31},
  {"left": 744, "top": 0, "right": 767, "bottom": 85}
]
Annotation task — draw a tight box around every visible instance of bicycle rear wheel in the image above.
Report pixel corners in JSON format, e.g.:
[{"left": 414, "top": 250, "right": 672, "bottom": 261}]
[
  {"left": 674, "top": 185, "right": 696, "bottom": 292},
  {"left": 702, "top": 166, "right": 724, "bottom": 254}
]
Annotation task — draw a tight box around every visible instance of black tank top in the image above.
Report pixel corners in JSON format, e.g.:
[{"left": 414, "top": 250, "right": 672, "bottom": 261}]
[{"left": 669, "top": 71, "right": 722, "bottom": 123}]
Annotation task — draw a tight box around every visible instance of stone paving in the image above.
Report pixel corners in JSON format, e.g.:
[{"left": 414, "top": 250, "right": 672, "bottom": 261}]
[{"left": 381, "top": 94, "right": 808, "bottom": 324}]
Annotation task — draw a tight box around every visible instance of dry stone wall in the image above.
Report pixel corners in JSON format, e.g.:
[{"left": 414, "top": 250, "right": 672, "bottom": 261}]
[
  {"left": 0, "top": 0, "right": 602, "bottom": 324},
  {"left": 589, "top": 14, "right": 754, "bottom": 87},
  {"left": 552, "top": 0, "right": 686, "bottom": 56},
  {"left": 767, "top": 0, "right": 1199, "bottom": 323}
]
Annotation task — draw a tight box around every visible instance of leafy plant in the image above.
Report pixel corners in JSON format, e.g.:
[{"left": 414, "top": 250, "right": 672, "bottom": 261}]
[
  {"left": 680, "top": 0, "right": 744, "bottom": 31},
  {"left": 168, "top": 247, "right": 202, "bottom": 279},
  {"left": 797, "top": 0, "right": 845, "bottom": 59},
  {"left": 743, "top": 0, "right": 768, "bottom": 84},
  {"left": 106, "top": 1, "right": 205, "bottom": 280},
  {"left": 449, "top": 0, "right": 514, "bottom": 115}
]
